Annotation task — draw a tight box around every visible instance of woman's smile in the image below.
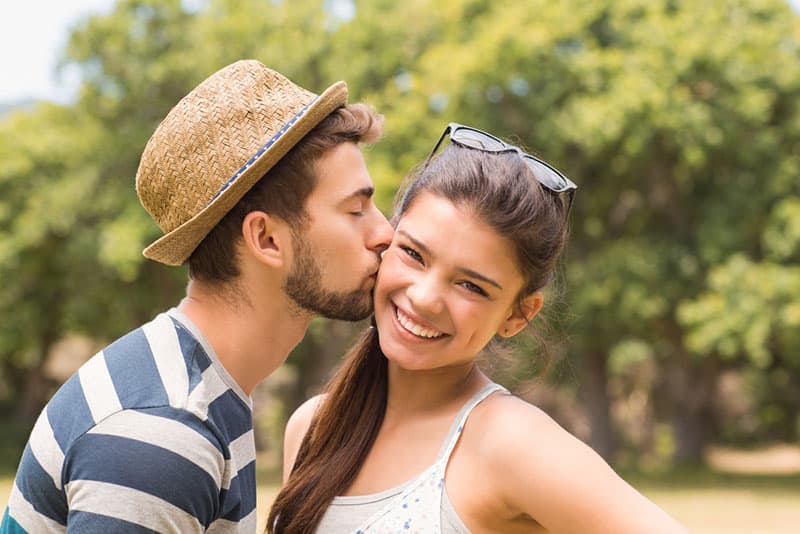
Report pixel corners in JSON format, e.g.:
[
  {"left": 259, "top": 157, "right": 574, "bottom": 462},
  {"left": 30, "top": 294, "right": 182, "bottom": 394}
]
[{"left": 393, "top": 303, "right": 448, "bottom": 340}]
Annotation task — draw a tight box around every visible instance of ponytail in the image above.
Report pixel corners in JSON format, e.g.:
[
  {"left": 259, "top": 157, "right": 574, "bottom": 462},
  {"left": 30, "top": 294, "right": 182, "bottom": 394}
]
[{"left": 267, "top": 326, "right": 388, "bottom": 533}]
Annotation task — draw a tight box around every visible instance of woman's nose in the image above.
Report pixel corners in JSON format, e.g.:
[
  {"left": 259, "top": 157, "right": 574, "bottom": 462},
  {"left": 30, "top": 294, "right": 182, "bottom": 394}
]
[{"left": 406, "top": 275, "right": 444, "bottom": 316}]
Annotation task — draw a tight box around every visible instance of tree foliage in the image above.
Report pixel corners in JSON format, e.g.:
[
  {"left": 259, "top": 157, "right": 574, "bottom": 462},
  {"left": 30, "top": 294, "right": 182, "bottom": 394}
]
[{"left": 1, "top": 0, "right": 799, "bottom": 465}]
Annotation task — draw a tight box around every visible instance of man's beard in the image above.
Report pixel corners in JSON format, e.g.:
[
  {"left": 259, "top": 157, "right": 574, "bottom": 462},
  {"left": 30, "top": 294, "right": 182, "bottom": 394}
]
[{"left": 284, "top": 234, "right": 373, "bottom": 321}]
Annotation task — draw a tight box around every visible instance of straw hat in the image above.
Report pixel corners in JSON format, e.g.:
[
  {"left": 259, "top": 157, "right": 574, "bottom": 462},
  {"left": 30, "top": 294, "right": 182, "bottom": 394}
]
[{"left": 136, "top": 59, "right": 348, "bottom": 266}]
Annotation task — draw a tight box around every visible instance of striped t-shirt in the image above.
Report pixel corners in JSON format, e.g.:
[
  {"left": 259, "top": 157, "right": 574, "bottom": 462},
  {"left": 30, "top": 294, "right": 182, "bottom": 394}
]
[{"left": 1, "top": 308, "right": 256, "bottom": 533}]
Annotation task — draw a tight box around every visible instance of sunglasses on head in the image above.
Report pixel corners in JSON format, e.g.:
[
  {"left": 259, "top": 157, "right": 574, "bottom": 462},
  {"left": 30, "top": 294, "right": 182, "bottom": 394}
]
[{"left": 427, "top": 122, "right": 577, "bottom": 208}]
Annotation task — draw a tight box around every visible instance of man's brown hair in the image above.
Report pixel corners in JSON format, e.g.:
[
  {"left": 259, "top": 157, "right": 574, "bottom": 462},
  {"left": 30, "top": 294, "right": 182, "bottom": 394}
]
[{"left": 187, "top": 103, "right": 382, "bottom": 283}]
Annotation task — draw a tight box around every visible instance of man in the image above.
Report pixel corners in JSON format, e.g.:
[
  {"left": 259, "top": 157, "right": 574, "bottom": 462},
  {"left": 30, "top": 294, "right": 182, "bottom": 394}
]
[{"left": 1, "top": 60, "right": 393, "bottom": 533}]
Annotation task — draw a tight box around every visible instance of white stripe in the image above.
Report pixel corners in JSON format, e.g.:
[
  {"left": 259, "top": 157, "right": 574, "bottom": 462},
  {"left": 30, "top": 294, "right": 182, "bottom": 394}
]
[
  {"left": 66, "top": 479, "right": 203, "bottom": 533},
  {"left": 218, "top": 430, "right": 255, "bottom": 492},
  {"left": 144, "top": 315, "right": 189, "bottom": 409},
  {"left": 88, "top": 410, "right": 225, "bottom": 485},
  {"left": 239, "top": 506, "right": 257, "bottom": 532},
  {"left": 6, "top": 482, "right": 67, "bottom": 533},
  {"left": 78, "top": 351, "right": 122, "bottom": 423},
  {"left": 206, "top": 517, "right": 236, "bottom": 533},
  {"left": 186, "top": 366, "right": 230, "bottom": 420},
  {"left": 221, "top": 459, "right": 234, "bottom": 490},
  {"left": 206, "top": 516, "right": 238, "bottom": 534},
  {"left": 229, "top": 430, "right": 256, "bottom": 468},
  {"left": 206, "top": 507, "right": 257, "bottom": 533},
  {"left": 28, "top": 409, "right": 65, "bottom": 490}
]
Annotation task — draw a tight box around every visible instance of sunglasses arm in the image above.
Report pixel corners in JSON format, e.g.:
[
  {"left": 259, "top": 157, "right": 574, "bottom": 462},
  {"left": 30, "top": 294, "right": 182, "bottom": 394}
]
[{"left": 424, "top": 125, "right": 453, "bottom": 167}]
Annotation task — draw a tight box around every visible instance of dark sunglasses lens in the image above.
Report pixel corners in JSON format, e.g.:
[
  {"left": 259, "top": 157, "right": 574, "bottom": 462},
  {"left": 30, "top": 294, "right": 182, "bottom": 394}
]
[
  {"left": 451, "top": 128, "right": 506, "bottom": 151},
  {"left": 524, "top": 156, "right": 570, "bottom": 192}
]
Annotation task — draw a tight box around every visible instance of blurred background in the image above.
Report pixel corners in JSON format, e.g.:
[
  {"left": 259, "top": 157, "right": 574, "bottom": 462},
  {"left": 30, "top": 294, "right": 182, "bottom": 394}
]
[{"left": 1, "top": 0, "right": 799, "bottom": 531}]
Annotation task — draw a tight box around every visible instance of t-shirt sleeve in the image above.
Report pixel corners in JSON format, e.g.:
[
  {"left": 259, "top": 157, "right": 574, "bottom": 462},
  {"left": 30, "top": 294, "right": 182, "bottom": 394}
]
[{"left": 62, "top": 407, "right": 227, "bottom": 533}]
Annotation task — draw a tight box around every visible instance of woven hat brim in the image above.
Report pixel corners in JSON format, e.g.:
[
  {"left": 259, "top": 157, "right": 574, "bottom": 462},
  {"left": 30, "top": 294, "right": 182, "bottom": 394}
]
[{"left": 143, "top": 81, "right": 347, "bottom": 266}]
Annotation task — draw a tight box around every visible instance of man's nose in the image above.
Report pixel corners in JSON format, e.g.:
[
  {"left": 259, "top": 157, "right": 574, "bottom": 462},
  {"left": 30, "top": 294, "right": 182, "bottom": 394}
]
[{"left": 368, "top": 206, "right": 394, "bottom": 255}]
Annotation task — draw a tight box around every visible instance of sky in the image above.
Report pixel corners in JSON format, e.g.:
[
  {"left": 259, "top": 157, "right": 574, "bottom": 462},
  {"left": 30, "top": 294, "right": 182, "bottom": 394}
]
[
  {"left": 2, "top": 0, "right": 800, "bottom": 105},
  {"left": 0, "top": 0, "right": 117, "bottom": 104}
]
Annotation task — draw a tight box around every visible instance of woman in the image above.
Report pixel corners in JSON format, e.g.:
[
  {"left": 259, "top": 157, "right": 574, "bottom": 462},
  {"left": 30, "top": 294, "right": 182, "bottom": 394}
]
[{"left": 268, "top": 123, "right": 686, "bottom": 533}]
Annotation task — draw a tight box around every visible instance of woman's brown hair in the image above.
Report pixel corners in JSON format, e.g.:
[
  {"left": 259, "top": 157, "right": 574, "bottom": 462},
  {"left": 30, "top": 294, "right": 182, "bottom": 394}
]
[{"left": 267, "top": 143, "right": 571, "bottom": 533}]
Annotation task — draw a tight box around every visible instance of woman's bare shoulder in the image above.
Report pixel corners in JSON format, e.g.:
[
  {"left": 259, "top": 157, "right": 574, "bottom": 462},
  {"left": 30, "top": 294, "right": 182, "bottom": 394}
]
[
  {"left": 282, "top": 394, "right": 326, "bottom": 481},
  {"left": 286, "top": 394, "right": 326, "bottom": 437},
  {"left": 473, "top": 391, "right": 566, "bottom": 447},
  {"left": 468, "top": 391, "right": 598, "bottom": 489},
  {"left": 467, "top": 392, "right": 688, "bottom": 533}
]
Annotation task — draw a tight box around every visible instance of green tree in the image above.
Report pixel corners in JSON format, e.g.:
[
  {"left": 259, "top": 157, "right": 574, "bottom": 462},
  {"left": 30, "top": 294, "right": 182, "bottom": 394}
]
[
  {"left": 2, "top": 0, "right": 799, "bottom": 470},
  {"left": 330, "top": 0, "right": 800, "bottom": 464}
]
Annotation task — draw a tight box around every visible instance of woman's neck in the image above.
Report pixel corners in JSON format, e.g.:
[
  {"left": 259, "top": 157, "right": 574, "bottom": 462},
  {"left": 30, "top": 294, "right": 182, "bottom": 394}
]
[{"left": 384, "top": 362, "right": 490, "bottom": 417}]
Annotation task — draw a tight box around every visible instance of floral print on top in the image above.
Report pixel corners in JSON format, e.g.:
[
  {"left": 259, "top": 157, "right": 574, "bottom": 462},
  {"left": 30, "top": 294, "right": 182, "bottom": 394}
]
[{"left": 353, "top": 383, "right": 507, "bottom": 534}]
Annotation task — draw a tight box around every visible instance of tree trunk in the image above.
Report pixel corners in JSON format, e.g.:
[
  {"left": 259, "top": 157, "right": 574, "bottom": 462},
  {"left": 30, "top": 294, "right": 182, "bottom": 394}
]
[
  {"left": 15, "top": 368, "right": 56, "bottom": 427},
  {"left": 580, "top": 349, "right": 617, "bottom": 461},
  {"left": 12, "top": 331, "right": 58, "bottom": 428},
  {"left": 663, "top": 351, "right": 720, "bottom": 466}
]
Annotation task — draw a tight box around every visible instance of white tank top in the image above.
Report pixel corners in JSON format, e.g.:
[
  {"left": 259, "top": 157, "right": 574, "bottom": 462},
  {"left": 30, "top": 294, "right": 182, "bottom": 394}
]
[{"left": 315, "top": 383, "right": 507, "bottom": 533}]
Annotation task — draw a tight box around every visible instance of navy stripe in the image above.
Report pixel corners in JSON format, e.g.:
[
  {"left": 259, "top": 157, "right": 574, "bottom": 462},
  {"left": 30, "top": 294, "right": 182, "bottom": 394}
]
[
  {"left": 0, "top": 508, "right": 28, "bottom": 533},
  {"left": 47, "top": 373, "right": 94, "bottom": 452},
  {"left": 65, "top": 434, "right": 220, "bottom": 526},
  {"left": 103, "top": 328, "right": 169, "bottom": 408},
  {"left": 135, "top": 406, "right": 224, "bottom": 455},
  {"left": 9, "top": 313, "right": 255, "bottom": 531},
  {"left": 13, "top": 444, "right": 67, "bottom": 524},
  {"left": 221, "top": 460, "right": 256, "bottom": 521},
  {"left": 66, "top": 511, "right": 160, "bottom": 533},
  {"left": 170, "top": 318, "right": 210, "bottom": 394},
  {"left": 207, "top": 390, "right": 252, "bottom": 444}
]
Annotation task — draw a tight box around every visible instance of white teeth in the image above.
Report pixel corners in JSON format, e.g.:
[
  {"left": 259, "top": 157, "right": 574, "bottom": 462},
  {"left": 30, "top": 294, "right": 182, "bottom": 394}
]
[{"left": 396, "top": 307, "right": 444, "bottom": 339}]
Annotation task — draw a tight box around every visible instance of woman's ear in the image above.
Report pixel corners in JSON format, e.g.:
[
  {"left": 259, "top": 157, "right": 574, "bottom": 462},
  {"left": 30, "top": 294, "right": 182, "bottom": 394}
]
[
  {"left": 240, "top": 211, "right": 290, "bottom": 269},
  {"left": 497, "top": 292, "right": 544, "bottom": 338}
]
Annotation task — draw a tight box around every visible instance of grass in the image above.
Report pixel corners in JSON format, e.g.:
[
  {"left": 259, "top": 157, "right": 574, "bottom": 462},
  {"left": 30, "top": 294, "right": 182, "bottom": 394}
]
[
  {"left": 627, "top": 469, "right": 800, "bottom": 533},
  {"left": 3, "top": 471, "right": 798, "bottom": 533},
  {"left": 4, "top": 443, "right": 800, "bottom": 533},
  {"left": 0, "top": 477, "right": 9, "bottom": 514}
]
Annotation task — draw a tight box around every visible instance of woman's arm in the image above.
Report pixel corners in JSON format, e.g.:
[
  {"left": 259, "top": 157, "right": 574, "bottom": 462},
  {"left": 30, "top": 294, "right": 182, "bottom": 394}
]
[{"left": 483, "top": 396, "right": 687, "bottom": 534}]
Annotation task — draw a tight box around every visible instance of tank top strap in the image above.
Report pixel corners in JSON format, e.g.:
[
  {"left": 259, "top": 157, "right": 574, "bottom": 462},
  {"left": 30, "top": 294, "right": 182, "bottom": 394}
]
[{"left": 435, "top": 382, "right": 508, "bottom": 463}]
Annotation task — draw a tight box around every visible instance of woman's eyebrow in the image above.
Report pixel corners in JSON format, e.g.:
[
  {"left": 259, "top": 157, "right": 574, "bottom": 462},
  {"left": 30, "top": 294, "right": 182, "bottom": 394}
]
[
  {"left": 457, "top": 267, "right": 502, "bottom": 290},
  {"left": 398, "top": 230, "right": 431, "bottom": 255},
  {"left": 397, "top": 229, "right": 503, "bottom": 290}
]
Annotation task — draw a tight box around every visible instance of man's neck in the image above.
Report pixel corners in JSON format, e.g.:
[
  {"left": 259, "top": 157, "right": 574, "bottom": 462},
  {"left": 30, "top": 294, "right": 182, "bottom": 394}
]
[{"left": 177, "top": 279, "right": 311, "bottom": 395}]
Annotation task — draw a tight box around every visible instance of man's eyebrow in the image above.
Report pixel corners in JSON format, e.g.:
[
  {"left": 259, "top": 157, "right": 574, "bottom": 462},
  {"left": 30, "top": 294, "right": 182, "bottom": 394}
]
[
  {"left": 397, "top": 229, "right": 503, "bottom": 290},
  {"left": 344, "top": 186, "right": 375, "bottom": 200}
]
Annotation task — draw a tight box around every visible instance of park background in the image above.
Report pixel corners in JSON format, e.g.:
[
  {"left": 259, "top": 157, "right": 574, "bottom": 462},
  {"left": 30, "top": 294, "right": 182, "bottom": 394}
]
[{"left": 1, "top": 0, "right": 799, "bottom": 531}]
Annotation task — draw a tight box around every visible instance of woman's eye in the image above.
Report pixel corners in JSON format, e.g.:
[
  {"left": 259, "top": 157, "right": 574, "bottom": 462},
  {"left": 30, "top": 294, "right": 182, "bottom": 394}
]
[
  {"left": 400, "top": 246, "right": 423, "bottom": 264},
  {"left": 460, "top": 281, "right": 488, "bottom": 296}
]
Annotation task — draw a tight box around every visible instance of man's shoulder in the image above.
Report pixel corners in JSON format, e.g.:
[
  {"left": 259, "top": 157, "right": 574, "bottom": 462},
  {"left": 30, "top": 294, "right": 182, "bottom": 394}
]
[
  {"left": 102, "top": 310, "right": 210, "bottom": 376},
  {"left": 39, "top": 311, "right": 208, "bottom": 453}
]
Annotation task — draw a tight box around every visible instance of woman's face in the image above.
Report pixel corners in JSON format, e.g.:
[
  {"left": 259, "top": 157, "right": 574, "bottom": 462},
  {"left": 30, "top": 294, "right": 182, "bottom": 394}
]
[{"left": 374, "top": 191, "right": 535, "bottom": 372}]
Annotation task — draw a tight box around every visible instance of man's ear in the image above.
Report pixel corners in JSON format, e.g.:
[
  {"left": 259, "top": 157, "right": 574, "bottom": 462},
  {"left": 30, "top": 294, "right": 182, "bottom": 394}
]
[
  {"left": 240, "top": 211, "right": 291, "bottom": 269},
  {"left": 497, "top": 292, "right": 544, "bottom": 338}
]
